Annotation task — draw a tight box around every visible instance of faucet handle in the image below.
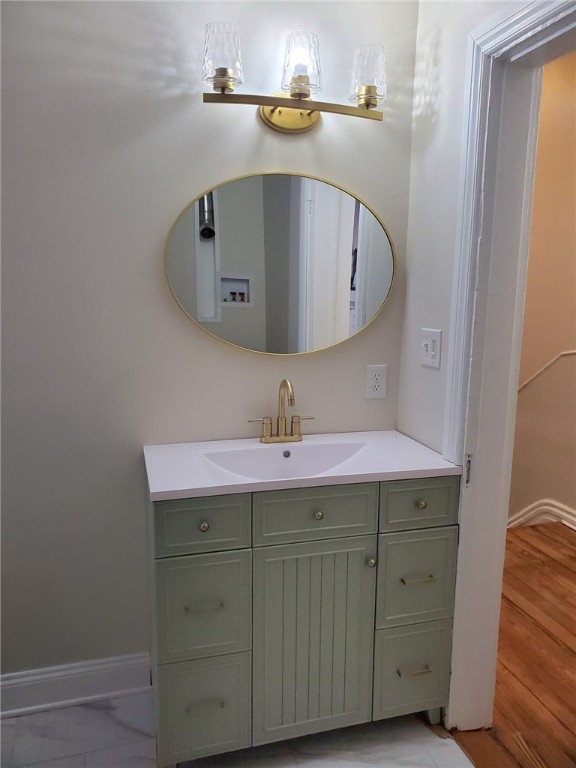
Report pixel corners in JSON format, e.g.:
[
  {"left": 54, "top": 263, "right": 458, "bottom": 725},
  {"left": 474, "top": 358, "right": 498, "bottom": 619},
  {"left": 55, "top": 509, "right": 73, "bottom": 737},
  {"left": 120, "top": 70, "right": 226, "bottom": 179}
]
[
  {"left": 248, "top": 417, "right": 272, "bottom": 440},
  {"left": 290, "top": 415, "right": 314, "bottom": 439}
]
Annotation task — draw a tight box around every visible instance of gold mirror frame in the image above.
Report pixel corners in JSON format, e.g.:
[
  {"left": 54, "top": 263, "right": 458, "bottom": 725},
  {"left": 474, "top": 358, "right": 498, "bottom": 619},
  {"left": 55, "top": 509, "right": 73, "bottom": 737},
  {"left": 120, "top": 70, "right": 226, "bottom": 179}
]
[{"left": 165, "top": 172, "right": 396, "bottom": 356}]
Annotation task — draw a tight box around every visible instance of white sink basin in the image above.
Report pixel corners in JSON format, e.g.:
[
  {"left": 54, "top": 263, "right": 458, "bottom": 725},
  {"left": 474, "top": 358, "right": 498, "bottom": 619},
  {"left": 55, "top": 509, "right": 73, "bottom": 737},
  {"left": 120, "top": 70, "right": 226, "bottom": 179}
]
[
  {"left": 144, "top": 431, "right": 462, "bottom": 500},
  {"left": 203, "top": 442, "right": 367, "bottom": 481}
]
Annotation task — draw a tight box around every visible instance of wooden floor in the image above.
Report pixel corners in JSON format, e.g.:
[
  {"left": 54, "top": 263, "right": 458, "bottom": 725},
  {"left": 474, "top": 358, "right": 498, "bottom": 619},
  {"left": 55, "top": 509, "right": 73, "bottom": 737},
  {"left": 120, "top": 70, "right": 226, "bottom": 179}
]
[{"left": 453, "top": 523, "right": 576, "bottom": 767}]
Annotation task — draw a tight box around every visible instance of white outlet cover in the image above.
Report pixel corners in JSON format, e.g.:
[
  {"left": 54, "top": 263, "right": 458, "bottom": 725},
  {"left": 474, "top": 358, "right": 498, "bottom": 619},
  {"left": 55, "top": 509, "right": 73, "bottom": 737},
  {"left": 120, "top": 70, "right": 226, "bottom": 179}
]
[{"left": 366, "top": 364, "right": 387, "bottom": 399}]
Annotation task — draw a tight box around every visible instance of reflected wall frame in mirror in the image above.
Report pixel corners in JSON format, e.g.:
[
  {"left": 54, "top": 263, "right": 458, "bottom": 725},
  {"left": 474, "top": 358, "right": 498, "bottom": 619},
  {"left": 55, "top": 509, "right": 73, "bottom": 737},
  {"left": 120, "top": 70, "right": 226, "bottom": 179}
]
[{"left": 165, "top": 172, "right": 396, "bottom": 355}]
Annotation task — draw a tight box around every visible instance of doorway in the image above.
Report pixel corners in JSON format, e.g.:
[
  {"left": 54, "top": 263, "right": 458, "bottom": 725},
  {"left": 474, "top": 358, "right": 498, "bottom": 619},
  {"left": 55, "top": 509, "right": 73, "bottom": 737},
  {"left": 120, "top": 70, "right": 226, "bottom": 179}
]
[
  {"left": 444, "top": 0, "right": 576, "bottom": 732},
  {"left": 454, "top": 51, "right": 576, "bottom": 766},
  {"left": 508, "top": 52, "right": 576, "bottom": 531}
]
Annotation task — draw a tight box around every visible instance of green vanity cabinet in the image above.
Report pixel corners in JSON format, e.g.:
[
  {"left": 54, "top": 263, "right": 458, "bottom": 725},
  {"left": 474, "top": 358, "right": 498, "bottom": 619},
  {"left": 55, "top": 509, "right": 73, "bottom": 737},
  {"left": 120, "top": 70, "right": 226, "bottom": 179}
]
[
  {"left": 152, "top": 494, "right": 253, "bottom": 766},
  {"left": 154, "top": 494, "right": 251, "bottom": 557},
  {"left": 379, "top": 476, "right": 459, "bottom": 532},
  {"left": 253, "top": 483, "right": 379, "bottom": 546},
  {"left": 156, "top": 549, "right": 252, "bottom": 664},
  {"left": 149, "top": 476, "right": 460, "bottom": 767},
  {"left": 157, "top": 652, "right": 252, "bottom": 765},
  {"left": 252, "top": 535, "right": 377, "bottom": 745},
  {"left": 373, "top": 619, "right": 453, "bottom": 720},
  {"left": 376, "top": 526, "right": 458, "bottom": 629},
  {"left": 373, "top": 479, "right": 459, "bottom": 724}
]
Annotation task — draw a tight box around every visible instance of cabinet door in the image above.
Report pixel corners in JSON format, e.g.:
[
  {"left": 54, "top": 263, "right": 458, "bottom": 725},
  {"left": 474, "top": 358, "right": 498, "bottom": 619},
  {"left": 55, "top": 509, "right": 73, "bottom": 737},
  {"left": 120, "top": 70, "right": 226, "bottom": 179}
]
[{"left": 253, "top": 535, "right": 377, "bottom": 745}]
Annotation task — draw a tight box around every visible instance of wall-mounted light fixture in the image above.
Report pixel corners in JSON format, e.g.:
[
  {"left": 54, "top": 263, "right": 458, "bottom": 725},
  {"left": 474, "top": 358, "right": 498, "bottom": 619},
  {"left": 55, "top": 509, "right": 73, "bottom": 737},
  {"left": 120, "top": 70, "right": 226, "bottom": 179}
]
[{"left": 201, "top": 23, "right": 386, "bottom": 134}]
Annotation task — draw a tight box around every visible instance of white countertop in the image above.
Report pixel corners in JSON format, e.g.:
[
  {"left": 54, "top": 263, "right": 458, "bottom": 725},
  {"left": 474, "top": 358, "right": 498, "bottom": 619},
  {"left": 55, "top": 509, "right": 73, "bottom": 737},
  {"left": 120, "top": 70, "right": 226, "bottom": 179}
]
[{"left": 143, "top": 430, "right": 461, "bottom": 501}]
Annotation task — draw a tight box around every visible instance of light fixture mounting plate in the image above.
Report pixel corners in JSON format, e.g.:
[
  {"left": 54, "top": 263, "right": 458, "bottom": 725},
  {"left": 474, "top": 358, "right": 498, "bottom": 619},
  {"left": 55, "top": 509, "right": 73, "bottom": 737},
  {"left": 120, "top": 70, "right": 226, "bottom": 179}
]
[{"left": 258, "top": 92, "right": 321, "bottom": 134}]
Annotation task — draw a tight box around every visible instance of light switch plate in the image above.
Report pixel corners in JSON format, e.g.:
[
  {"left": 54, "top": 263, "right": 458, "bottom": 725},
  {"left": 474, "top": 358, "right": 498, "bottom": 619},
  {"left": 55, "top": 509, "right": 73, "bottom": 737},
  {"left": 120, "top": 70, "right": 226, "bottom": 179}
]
[{"left": 421, "top": 329, "right": 442, "bottom": 368}]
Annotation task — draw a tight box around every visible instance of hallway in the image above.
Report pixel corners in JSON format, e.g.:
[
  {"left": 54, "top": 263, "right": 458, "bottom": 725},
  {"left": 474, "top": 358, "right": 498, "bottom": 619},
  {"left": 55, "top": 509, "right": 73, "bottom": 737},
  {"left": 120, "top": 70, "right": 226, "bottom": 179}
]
[{"left": 454, "top": 523, "right": 576, "bottom": 767}]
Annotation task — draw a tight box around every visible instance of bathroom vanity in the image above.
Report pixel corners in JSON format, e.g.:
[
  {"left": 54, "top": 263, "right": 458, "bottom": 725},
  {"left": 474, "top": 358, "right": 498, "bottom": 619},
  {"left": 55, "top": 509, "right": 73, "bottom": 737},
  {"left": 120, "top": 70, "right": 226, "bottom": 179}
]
[{"left": 144, "top": 431, "right": 461, "bottom": 767}]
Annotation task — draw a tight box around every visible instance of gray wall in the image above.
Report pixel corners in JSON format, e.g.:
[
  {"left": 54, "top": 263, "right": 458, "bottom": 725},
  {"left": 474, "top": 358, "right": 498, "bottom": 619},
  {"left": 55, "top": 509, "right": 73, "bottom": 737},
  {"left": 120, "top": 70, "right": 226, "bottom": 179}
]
[
  {"left": 2, "top": 0, "right": 526, "bottom": 676},
  {"left": 397, "top": 0, "right": 525, "bottom": 451},
  {"left": 1, "top": 1, "right": 416, "bottom": 672}
]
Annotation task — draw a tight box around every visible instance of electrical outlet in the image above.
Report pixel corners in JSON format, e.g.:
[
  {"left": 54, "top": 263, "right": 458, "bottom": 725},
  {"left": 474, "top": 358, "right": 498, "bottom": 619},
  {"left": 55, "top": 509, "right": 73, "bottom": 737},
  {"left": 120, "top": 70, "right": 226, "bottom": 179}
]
[
  {"left": 421, "top": 329, "right": 442, "bottom": 368},
  {"left": 366, "top": 364, "right": 387, "bottom": 399}
]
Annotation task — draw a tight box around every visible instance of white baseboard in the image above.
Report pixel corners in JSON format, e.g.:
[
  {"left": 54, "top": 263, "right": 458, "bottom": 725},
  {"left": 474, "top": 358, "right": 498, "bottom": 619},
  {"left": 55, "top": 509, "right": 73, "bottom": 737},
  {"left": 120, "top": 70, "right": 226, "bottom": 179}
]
[
  {"left": 508, "top": 498, "right": 576, "bottom": 530},
  {"left": 1, "top": 652, "right": 151, "bottom": 718}
]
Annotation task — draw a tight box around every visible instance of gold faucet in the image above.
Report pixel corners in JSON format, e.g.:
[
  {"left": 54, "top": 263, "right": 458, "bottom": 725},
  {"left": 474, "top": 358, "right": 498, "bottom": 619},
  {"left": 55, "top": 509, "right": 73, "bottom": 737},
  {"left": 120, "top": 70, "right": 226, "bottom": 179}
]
[
  {"left": 249, "top": 379, "right": 314, "bottom": 443},
  {"left": 277, "top": 378, "right": 295, "bottom": 438}
]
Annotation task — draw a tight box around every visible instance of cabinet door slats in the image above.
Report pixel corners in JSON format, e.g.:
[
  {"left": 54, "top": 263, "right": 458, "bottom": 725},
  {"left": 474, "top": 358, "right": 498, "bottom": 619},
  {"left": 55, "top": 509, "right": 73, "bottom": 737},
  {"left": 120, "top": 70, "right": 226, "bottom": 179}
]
[
  {"left": 318, "top": 551, "right": 336, "bottom": 719},
  {"left": 295, "top": 556, "right": 312, "bottom": 722},
  {"left": 344, "top": 550, "right": 363, "bottom": 714},
  {"left": 307, "top": 554, "right": 322, "bottom": 722},
  {"left": 253, "top": 536, "right": 376, "bottom": 744},
  {"left": 282, "top": 556, "right": 298, "bottom": 725},
  {"left": 331, "top": 551, "right": 349, "bottom": 716}
]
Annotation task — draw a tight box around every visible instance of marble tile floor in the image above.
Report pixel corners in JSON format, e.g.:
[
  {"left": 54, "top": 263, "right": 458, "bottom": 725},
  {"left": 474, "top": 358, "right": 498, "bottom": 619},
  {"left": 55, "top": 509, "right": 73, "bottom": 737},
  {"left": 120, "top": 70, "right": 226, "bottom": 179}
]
[{"left": 1, "top": 692, "right": 474, "bottom": 768}]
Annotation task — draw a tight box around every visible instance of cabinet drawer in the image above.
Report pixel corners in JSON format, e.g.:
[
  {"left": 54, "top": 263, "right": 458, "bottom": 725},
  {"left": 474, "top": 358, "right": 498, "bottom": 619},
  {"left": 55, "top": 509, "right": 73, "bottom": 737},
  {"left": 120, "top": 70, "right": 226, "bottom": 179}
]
[
  {"left": 373, "top": 620, "right": 452, "bottom": 720},
  {"left": 379, "top": 477, "right": 459, "bottom": 532},
  {"left": 154, "top": 494, "right": 251, "bottom": 557},
  {"left": 156, "top": 549, "right": 251, "bottom": 663},
  {"left": 376, "top": 526, "right": 457, "bottom": 629},
  {"left": 157, "top": 652, "right": 251, "bottom": 765},
  {"left": 253, "top": 484, "right": 378, "bottom": 546}
]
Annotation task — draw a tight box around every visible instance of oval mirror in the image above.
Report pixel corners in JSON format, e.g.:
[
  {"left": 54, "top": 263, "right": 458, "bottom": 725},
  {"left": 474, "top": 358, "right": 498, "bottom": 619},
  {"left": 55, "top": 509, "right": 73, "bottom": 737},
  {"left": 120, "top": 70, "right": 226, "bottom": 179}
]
[{"left": 166, "top": 173, "right": 395, "bottom": 354}]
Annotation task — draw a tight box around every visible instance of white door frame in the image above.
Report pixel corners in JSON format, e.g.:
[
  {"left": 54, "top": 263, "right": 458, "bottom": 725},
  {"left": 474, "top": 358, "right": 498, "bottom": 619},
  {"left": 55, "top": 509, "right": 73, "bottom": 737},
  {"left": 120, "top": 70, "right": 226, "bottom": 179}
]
[{"left": 443, "top": 0, "right": 576, "bottom": 730}]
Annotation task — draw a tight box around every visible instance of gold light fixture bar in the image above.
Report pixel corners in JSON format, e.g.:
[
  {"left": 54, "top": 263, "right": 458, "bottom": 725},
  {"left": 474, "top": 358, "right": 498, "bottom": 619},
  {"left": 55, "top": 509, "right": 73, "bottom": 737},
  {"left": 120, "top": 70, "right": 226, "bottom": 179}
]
[{"left": 203, "top": 92, "right": 382, "bottom": 133}]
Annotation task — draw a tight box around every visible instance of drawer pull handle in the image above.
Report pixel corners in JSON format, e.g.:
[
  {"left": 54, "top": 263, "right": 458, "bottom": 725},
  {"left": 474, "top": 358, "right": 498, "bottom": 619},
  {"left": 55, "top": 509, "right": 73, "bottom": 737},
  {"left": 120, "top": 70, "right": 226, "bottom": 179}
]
[
  {"left": 184, "top": 600, "right": 224, "bottom": 614},
  {"left": 367, "top": 558, "right": 377, "bottom": 568},
  {"left": 415, "top": 499, "right": 428, "bottom": 510},
  {"left": 314, "top": 509, "right": 324, "bottom": 521},
  {"left": 199, "top": 521, "right": 210, "bottom": 532},
  {"left": 397, "top": 664, "right": 432, "bottom": 678},
  {"left": 400, "top": 574, "right": 437, "bottom": 586},
  {"left": 185, "top": 698, "right": 226, "bottom": 714}
]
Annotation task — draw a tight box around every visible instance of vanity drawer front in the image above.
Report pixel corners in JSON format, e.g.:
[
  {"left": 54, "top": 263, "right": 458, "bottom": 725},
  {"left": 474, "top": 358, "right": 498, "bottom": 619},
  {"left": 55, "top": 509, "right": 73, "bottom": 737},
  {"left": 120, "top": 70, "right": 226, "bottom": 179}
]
[
  {"left": 253, "top": 483, "right": 378, "bottom": 546},
  {"left": 373, "top": 619, "right": 452, "bottom": 721},
  {"left": 154, "top": 494, "right": 251, "bottom": 557},
  {"left": 156, "top": 549, "right": 251, "bottom": 663},
  {"left": 376, "top": 526, "right": 457, "bottom": 629},
  {"left": 157, "top": 652, "right": 251, "bottom": 765},
  {"left": 379, "top": 476, "right": 460, "bottom": 532}
]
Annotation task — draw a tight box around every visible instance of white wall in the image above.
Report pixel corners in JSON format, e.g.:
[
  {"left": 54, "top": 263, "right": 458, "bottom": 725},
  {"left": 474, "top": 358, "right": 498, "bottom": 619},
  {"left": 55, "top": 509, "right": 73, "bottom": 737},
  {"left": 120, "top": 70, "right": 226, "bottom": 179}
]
[
  {"left": 397, "top": 0, "right": 525, "bottom": 453},
  {"left": 1, "top": 1, "right": 417, "bottom": 672}
]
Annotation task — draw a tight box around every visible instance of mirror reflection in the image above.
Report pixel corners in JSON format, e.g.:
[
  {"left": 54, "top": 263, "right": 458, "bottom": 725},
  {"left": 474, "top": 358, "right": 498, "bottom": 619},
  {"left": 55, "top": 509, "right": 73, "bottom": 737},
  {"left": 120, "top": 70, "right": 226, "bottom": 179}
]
[{"left": 166, "top": 174, "right": 395, "bottom": 354}]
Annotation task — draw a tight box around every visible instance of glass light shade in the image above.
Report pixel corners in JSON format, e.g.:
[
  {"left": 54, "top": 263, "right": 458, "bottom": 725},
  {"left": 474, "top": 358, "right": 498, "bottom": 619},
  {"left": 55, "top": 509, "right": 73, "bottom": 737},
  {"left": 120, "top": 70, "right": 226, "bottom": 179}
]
[
  {"left": 281, "top": 31, "right": 322, "bottom": 97},
  {"left": 202, "top": 22, "right": 243, "bottom": 93},
  {"left": 349, "top": 44, "right": 387, "bottom": 108}
]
